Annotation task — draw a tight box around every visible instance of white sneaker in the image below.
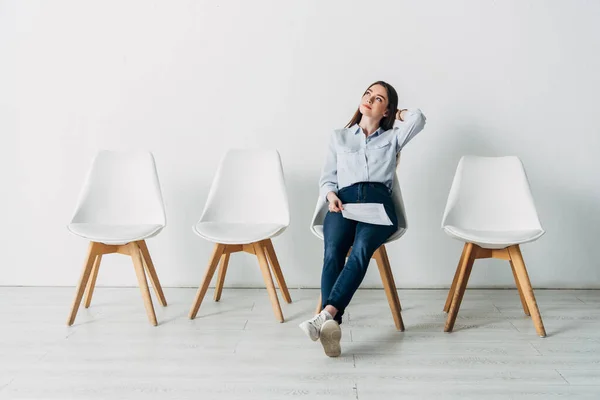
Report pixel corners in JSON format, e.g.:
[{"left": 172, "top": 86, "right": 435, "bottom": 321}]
[
  {"left": 319, "top": 320, "right": 342, "bottom": 357},
  {"left": 299, "top": 310, "right": 332, "bottom": 341}
]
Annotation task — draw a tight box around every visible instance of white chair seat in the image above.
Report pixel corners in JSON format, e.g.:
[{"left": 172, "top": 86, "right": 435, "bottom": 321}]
[
  {"left": 192, "top": 149, "right": 290, "bottom": 245},
  {"left": 68, "top": 151, "right": 167, "bottom": 245},
  {"left": 193, "top": 222, "right": 287, "bottom": 244},
  {"left": 311, "top": 225, "right": 324, "bottom": 240},
  {"left": 67, "top": 223, "right": 164, "bottom": 245},
  {"left": 443, "top": 225, "right": 544, "bottom": 249},
  {"left": 441, "top": 156, "right": 545, "bottom": 249}
]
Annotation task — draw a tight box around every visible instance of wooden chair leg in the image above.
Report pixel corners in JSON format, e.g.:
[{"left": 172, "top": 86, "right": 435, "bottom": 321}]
[
  {"left": 67, "top": 242, "right": 100, "bottom": 326},
  {"left": 263, "top": 239, "right": 292, "bottom": 304},
  {"left": 137, "top": 240, "right": 167, "bottom": 307},
  {"left": 444, "top": 243, "right": 468, "bottom": 312},
  {"left": 129, "top": 242, "right": 157, "bottom": 326},
  {"left": 189, "top": 243, "right": 226, "bottom": 319},
  {"left": 510, "top": 259, "right": 530, "bottom": 316},
  {"left": 83, "top": 254, "right": 102, "bottom": 308},
  {"left": 254, "top": 242, "right": 284, "bottom": 323},
  {"left": 315, "top": 294, "right": 323, "bottom": 315},
  {"left": 214, "top": 252, "right": 230, "bottom": 302},
  {"left": 379, "top": 245, "right": 403, "bottom": 312},
  {"left": 508, "top": 245, "right": 546, "bottom": 337},
  {"left": 444, "top": 242, "right": 475, "bottom": 332},
  {"left": 374, "top": 246, "right": 405, "bottom": 331}
]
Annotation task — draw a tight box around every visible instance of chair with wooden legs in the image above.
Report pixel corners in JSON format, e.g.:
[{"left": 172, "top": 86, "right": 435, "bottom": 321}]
[
  {"left": 189, "top": 149, "right": 291, "bottom": 322},
  {"left": 67, "top": 151, "right": 167, "bottom": 326},
  {"left": 441, "top": 156, "right": 546, "bottom": 337},
  {"left": 309, "top": 160, "right": 407, "bottom": 331}
]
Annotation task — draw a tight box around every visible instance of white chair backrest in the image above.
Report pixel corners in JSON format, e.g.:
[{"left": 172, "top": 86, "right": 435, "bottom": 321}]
[
  {"left": 70, "top": 150, "right": 166, "bottom": 225},
  {"left": 441, "top": 156, "right": 543, "bottom": 231},
  {"left": 310, "top": 154, "right": 407, "bottom": 242},
  {"left": 199, "top": 149, "right": 290, "bottom": 226}
]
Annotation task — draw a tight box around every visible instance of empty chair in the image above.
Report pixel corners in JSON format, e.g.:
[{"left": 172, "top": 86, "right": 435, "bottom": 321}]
[
  {"left": 67, "top": 150, "right": 168, "bottom": 326},
  {"left": 189, "top": 149, "right": 292, "bottom": 322},
  {"left": 310, "top": 159, "right": 406, "bottom": 331},
  {"left": 441, "top": 155, "right": 546, "bottom": 337}
]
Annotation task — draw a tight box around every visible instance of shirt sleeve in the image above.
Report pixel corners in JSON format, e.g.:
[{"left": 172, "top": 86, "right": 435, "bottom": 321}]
[
  {"left": 319, "top": 131, "right": 338, "bottom": 202},
  {"left": 394, "top": 108, "right": 426, "bottom": 153}
]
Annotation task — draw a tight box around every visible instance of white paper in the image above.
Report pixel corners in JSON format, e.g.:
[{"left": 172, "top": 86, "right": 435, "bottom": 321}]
[{"left": 341, "top": 203, "right": 393, "bottom": 226}]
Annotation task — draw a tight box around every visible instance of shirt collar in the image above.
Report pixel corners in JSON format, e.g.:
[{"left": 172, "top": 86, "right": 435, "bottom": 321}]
[{"left": 350, "top": 124, "right": 384, "bottom": 137}]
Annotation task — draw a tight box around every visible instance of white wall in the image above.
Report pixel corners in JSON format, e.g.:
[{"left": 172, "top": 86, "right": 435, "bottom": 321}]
[{"left": 1, "top": 0, "right": 599, "bottom": 289}]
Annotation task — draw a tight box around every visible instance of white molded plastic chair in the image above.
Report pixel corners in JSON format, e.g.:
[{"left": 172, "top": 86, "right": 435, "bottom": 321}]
[
  {"left": 67, "top": 150, "right": 167, "bottom": 326},
  {"left": 309, "top": 157, "right": 407, "bottom": 331},
  {"left": 189, "top": 149, "right": 292, "bottom": 322},
  {"left": 441, "top": 155, "right": 546, "bottom": 337}
]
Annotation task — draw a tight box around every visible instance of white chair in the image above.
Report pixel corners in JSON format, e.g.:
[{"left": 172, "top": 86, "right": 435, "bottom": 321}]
[
  {"left": 189, "top": 149, "right": 292, "bottom": 322},
  {"left": 67, "top": 150, "right": 167, "bottom": 326},
  {"left": 441, "top": 155, "right": 546, "bottom": 337},
  {"left": 310, "top": 158, "right": 407, "bottom": 331}
]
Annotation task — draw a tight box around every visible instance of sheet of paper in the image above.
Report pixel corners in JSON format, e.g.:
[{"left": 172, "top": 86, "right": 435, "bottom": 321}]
[{"left": 341, "top": 203, "right": 393, "bottom": 226}]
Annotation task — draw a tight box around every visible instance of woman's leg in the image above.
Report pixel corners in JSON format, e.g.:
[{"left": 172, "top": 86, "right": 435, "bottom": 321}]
[
  {"left": 321, "top": 210, "right": 356, "bottom": 322},
  {"left": 325, "top": 221, "right": 397, "bottom": 319},
  {"left": 323, "top": 183, "right": 398, "bottom": 321},
  {"left": 299, "top": 210, "right": 355, "bottom": 343}
]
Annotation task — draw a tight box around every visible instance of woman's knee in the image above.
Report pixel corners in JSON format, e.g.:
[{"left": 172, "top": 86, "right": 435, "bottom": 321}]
[{"left": 324, "top": 243, "right": 347, "bottom": 262}]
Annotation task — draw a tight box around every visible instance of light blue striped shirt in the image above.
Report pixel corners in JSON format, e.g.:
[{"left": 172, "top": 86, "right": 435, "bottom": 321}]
[{"left": 319, "top": 109, "right": 426, "bottom": 201}]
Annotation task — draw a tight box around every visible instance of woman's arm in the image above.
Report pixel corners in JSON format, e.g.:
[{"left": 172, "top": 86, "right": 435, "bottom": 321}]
[
  {"left": 394, "top": 108, "right": 426, "bottom": 152},
  {"left": 319, "top": 131, "right": 338, "bottom": 202}
]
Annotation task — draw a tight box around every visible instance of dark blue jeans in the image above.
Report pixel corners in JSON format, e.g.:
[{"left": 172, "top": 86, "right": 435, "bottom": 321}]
[{"left": 321, "top": 182, "right": 402, "bottom": 324}]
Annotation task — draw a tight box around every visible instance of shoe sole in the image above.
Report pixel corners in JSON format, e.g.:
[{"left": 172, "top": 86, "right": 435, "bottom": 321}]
[{"left": 320, "top": 320, "right": 342, "bottom": 357}]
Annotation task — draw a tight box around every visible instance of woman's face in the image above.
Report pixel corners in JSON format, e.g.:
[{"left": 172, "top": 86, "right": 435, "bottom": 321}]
[{"left": 359, "top": 84, "right": 389, "bottom": 120}]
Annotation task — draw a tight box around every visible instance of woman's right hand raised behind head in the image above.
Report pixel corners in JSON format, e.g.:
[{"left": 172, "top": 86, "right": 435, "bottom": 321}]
[{"left": 327, "top": 192, "right": 344, "bottom": 213}]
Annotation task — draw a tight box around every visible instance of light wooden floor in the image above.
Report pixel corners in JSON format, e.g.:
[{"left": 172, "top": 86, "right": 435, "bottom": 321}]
[{"left": 2, "top": 287, "right": 600, "bottom": 399}]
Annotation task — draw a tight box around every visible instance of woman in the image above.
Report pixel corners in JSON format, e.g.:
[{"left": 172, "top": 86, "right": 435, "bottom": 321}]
[{"left": 299, "top": 81, "right": 426, "bottom": 357}]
